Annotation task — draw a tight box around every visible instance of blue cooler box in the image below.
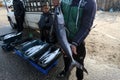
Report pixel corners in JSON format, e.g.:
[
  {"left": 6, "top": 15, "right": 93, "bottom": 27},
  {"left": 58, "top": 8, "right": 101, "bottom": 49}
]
[{"left": 14, "top": 39, "right": 61, "bottom": 74}]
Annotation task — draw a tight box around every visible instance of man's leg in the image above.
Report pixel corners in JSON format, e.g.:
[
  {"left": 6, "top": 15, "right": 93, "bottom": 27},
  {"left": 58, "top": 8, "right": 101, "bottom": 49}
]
[
  {"left": 40, "top": 30, "right": 46, "bottom": 42},
  {"left": 19, "top": 17, "right": 24, "bottom": 32},
  {"left": 57, "top": 56, "right": 70, "bottom": 78},
  {"left": 73, "top": 42, "right": 86, "bottom": 80},
  {"left": 16, "top": 17, "right": 22, "bottom": 32},
  {"left": 15, "top": 17, "right": 19, "bottom": 32}
]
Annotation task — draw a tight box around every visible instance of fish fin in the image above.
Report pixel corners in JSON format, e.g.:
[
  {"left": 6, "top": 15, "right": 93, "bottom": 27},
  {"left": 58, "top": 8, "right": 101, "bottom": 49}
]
[
  {"left": 83, "top": 66, "right": 88, "bottom": 74},
  {"left": 69, "top": 60, "right": 88, "bottom": 74}
]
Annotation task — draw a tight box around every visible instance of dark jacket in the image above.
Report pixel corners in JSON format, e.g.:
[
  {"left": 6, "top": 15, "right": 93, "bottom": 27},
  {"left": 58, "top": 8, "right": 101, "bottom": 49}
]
[
  {"left": 61, "top": 0, "right": 97, "bottom": 46},
  {"left": 13, "top": 0, "right": 25, "bottom": 17},
  {"left": 38, "top": 12, "right": 53, "bottom": 30}
]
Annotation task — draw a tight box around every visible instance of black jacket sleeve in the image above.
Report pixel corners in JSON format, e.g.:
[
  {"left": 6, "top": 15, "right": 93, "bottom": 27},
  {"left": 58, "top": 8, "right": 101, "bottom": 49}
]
[{"left": 72, "top": 0, "right": 97, "bottom": 46}]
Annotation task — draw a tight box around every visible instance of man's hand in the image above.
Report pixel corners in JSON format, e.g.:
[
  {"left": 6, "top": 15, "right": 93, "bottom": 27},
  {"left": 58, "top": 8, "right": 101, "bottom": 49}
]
[{"left": 71, "top": 44, "right": 77, "bottom": 55}]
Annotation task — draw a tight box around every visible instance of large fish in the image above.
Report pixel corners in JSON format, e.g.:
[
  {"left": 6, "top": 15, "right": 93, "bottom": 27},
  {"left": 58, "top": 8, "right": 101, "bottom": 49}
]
[
  {"left": 41, "top": 48, "right": 60, "bottom": 64},
  {"left": 54, "top": 7, "right": 88, "bottom": 74},
  {"left": 39, "top": 47, "right": 51, "bottom": 61},
  {"left": 39, "top": 48, "right": 60, "bottom": 65},
  {"left": 3, "top": 32, "right": 22, "bottom": 40},
  {"left": 44, "top": 48, "right": 60, "bottom": 64},
  {"left": 25, "top": 44, "right": 47, "bottom": 58}
]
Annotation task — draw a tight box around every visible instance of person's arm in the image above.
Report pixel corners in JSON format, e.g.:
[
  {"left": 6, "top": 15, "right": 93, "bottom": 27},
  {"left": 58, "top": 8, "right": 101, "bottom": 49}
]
[{"left": 72, "top": 0, "right": 97, "bottom": 46}]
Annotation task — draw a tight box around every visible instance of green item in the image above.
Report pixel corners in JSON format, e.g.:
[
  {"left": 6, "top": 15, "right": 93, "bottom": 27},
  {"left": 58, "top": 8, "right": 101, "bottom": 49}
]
[
  {"left": 29, "top": 33, "right": 33, "bottom": 38},
  {"left": 61, "top": 0, "right": 83, "bottom": 40}
]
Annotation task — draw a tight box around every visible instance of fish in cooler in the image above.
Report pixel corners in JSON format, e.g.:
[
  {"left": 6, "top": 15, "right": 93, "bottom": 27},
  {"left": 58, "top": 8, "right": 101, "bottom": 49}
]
[
  {"left": 25, "top": 44, "right": 47, "bottom": 58},
  {"left": 21, "top": 40, "right": 37, "bottom": 48},
  {"left": 44, "top": 49, "right": 60, "bottom": 64},
  {"left": 39, "top": 47, "right": 51, "bottom": 61},
  {"left": 39, "top": 48, "right": 60, "bottom": 65},
  {"left": 3, "top": 32, "right": 22, "bottom": 40}
]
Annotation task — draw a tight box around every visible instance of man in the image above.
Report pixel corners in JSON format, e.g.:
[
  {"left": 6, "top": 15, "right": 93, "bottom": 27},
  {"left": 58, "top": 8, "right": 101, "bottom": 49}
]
[
  {"left": 13, "top": 0, "right": 25, "bottom": 32},
  {"left": 52, "top": 0, "right": 97, "bottom": 80}
]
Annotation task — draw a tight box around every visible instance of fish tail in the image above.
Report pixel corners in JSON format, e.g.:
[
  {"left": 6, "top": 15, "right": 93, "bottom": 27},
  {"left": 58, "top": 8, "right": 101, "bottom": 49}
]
[{"left": 69, "top": 60, "right": 88, "bottom": 74}]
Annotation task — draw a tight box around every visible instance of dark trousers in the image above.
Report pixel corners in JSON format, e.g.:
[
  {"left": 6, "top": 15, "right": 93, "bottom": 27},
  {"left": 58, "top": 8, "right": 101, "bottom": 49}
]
[
  {"left": 63, "top": 42, "right": 86, "bottom": 80},
  {"left": 15, "top": 16, "right": 24, "bottom": 32},
  {"left": 40, "top": 29, "right": 49, "bottom": 42},
  {"left": 40, "top": 29, "right": 57, "bottom": 43}
]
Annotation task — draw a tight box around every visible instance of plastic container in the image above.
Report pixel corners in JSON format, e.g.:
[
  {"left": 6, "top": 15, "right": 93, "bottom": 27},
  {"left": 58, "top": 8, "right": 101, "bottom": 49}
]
[
  {"left": 14, "top": 48, "right": 58, "bottom": 74},
  {"left": 14, "top": 39, "right": 61, "bottom": 74}
]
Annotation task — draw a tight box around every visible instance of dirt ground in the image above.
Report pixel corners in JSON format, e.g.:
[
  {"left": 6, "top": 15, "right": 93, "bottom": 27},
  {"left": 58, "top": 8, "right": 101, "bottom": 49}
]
[
  {"left": 83, "top": 11, "right": 120, "bottom": 80},
  {"left": 86, "top": 11, "right": 120, "bottom": 66},
  {"left": 0, "top": 7, "right": 120, "bottom": 80}
]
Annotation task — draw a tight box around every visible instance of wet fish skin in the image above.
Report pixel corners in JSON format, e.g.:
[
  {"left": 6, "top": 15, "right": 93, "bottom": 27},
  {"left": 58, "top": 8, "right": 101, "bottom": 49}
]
[
  {"left": 26, "top": 44, "right": 47, "bottom": 58},
  {"left": 4, "top": 34, "right": 16, "bottom": 40},
  {"left": 3, "top": 32, "right": 22, "bottom": 40},
  {"left": 54, "top": 7, "right": 88, "bottom": 74},
  {"left": 16, "top": 32, "right": 22, "bottom": 35},
  {"left": 44, "top": 49, "right": 60, "bottom": 64},
  {"left": 39, "top": 54, "right": 51, "bottom": 64},
  {"left": 23, "top": 40, "right": 37, "bottom": 48},
  {"left": 25, "top": 45, "right": 42, "bottom": 55},
  {"left": 39, "top": 48, "right": 60, "bottom": 65},
  {"left": 27, "top": 46, "right": 42, "bottom": 56},
  {"left": 39, "top": 47, "right": 51, "bottom": 61}
]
